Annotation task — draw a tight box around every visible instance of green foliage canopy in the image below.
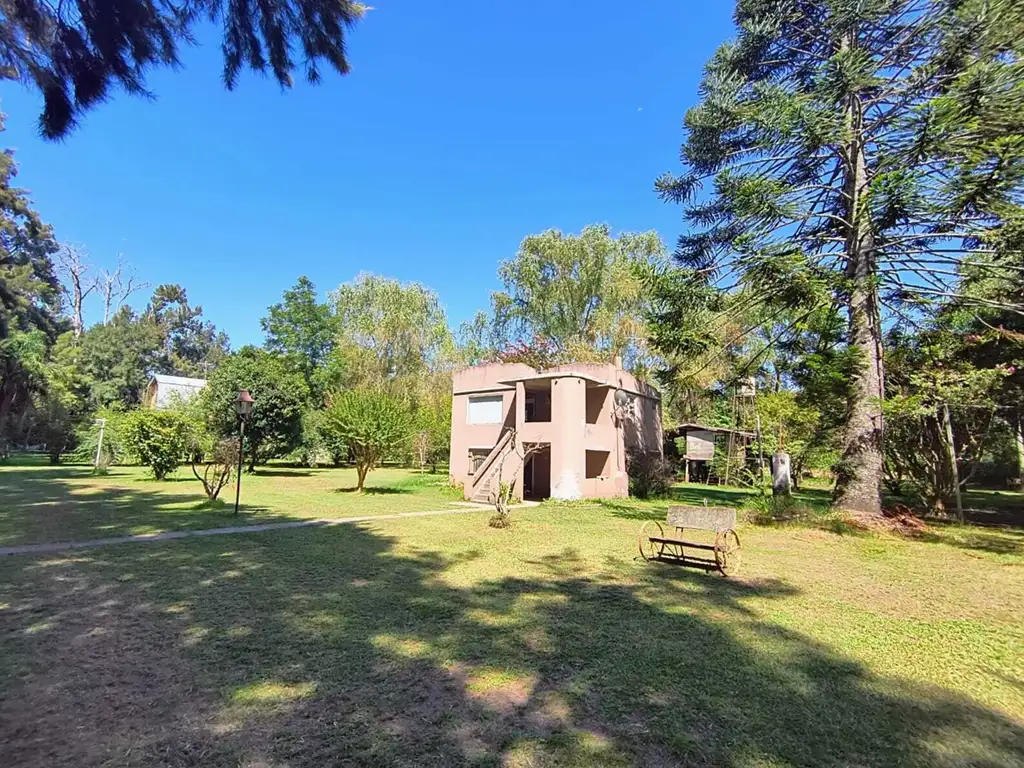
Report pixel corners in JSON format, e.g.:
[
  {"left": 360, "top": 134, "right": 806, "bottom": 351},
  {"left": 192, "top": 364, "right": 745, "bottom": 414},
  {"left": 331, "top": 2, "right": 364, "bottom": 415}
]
[
  {"left": 653, "top": 0, "right": 1024, "bottom": 518},
  {"left": 123, "top": 408, "right": 194, "bottom": 480},
  {"left": 201, "top": 346, "right": 308, "bottom": 469},
  {"left": 261, "top": 276, "right": 336, "bottom": 393},
  {"left": 324, "top": 388, "right": 411, "bottom": 491},
  {"left": 493, "top": 225, "right": 665, "bottom": 367},
  {"left": 1, "top": 0, "right": 368, "bottom": 139},
  {"left": 328, "top": 273, "right": 454, "bottom": 388}
]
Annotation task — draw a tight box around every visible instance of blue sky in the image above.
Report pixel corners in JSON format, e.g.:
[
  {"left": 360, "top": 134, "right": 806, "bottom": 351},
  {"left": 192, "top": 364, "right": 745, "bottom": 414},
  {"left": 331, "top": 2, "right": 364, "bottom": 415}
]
[{"left": 0, "top": 1, "right": 733, "bottom": 347}]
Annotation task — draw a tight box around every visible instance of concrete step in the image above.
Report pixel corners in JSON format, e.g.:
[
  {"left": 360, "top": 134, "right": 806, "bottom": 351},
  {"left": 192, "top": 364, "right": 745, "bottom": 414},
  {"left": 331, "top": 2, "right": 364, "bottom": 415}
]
[{"left": 470, "top": 480, "right": 492, "bottom": 504}]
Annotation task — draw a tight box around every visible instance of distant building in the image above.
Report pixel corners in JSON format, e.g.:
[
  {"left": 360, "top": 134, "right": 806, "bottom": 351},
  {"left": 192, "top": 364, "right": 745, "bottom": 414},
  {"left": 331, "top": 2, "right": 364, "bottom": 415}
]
[
  {"left": 144, "top": 374, "right": 207, "bottom": 409},
  {"left": 450, "top": 360, "right": 662, "bottom": 503},
  {"left": 665, "top": 423, "right": 755, "bottom": 484}
]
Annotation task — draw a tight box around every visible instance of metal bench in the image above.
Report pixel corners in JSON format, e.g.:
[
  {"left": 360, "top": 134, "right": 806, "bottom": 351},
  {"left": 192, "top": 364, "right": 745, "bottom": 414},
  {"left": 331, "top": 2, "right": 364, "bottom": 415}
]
[{"left": 638, "top": 505, "right": 741, "bottom": 576}]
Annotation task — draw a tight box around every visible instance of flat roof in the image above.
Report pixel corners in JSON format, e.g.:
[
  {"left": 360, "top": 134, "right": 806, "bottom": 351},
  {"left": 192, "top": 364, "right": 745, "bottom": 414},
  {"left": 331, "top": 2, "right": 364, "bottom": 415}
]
[{"left": 497, "top": 371, "right": 613, "bottom": 387}]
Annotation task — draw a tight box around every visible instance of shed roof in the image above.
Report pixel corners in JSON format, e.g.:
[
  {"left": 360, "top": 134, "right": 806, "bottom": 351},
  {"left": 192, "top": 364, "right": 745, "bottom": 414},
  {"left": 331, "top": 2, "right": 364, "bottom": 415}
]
[
  {"left": 152, "top": 374, "right": 207, "bottom": 389},
  {"left": 149, "top": 374, "right": 208, "bottom": 408},
  {"left": 668, "top": 423, "right": 756, "bottom": 439}
]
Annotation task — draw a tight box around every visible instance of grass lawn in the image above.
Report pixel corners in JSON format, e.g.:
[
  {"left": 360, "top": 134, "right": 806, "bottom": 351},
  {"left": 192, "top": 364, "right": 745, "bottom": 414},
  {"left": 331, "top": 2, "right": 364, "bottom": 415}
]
[
  {"left": 0, "top": 459, "right": 464, "bottom": 546},
  {"left": 0, "top": 492, "right": 1021, "bottom": 766}
]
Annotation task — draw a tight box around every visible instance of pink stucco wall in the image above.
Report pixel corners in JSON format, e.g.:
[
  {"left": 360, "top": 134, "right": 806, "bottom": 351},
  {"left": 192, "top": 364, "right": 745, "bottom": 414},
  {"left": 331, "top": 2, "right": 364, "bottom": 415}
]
[{"left": 450, "top": 361, "right": 662, "bottom": 501}]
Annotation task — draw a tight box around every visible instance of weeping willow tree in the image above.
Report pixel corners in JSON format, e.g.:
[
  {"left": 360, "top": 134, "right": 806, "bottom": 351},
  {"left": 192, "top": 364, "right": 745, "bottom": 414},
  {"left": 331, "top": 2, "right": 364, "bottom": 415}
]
[{"left": 653, "top": 0, "right": 1024, "bottom": 521}]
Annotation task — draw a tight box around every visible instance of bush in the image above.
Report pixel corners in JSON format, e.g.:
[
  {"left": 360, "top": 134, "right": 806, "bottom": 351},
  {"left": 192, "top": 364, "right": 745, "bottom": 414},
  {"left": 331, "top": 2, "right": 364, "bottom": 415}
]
[
  {"left": 740, "top": 490, "right": 817, "bottom": 526},
  {"left": 123, "top": 409, "right": 194, "bottom": 480},
  {"left": 75, "top": 408, "right": 131, "bottom": 466},
  {"left": 294, "top": 408, "right": 347, "bottom": 468},
  {"left": 192, "top": 437, "right": 238, "bottom": 501},
  {"left": 324, "top": 388, "right": 411, "bottom": 491},
  {"left": 627, "top": 450, "right": 674, "bottom": 499}
]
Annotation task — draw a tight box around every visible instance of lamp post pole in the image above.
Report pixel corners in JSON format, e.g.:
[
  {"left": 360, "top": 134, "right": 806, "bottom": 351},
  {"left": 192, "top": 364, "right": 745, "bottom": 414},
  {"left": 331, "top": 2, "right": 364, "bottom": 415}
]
[
  {"left": 234, "top": 417, "right": 246, "bottom": 515},
  {"left": 233, "top": 390, "right": 255, "bottom": 516}
]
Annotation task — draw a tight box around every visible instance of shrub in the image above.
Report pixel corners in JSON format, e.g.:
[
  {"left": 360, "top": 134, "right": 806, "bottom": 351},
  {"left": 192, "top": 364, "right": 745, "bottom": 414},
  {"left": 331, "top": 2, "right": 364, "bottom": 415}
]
[
  {"left": 192, "top": 437, "right": 238, "bottom": 501},
  {"left": 324, "top": 388, "right": 412, "bottom": 491},
  {"left": 294, "top": 408, "right": 347, "bottom": 468},
  {"left": 74, "top": 408, "right": 131, "bottom": 466},
  {"left": 123, "top": 409, "right": 194, "bottom": 480},
  {"left": 626, "top": 449, "right": 674, "bottom": 499},
  {"left": 489, "top": 480, "right": 516, "bottom": 528}
]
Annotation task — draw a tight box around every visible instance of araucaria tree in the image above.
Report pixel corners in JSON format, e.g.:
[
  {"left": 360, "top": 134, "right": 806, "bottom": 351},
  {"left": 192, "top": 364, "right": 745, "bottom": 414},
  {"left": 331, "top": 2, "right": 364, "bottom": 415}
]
[
  {"left": 1, "top": 0, "right": 368, "bottom": 139},
  {"left": 655, "top": 0, "right": 1024, "bottom": 520}
]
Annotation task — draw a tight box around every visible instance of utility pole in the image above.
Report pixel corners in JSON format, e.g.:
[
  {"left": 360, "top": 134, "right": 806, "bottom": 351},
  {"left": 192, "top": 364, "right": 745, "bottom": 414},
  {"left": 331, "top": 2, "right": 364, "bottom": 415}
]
[{"left": 93, "top": 418, "right": 106, "bottom": 468}]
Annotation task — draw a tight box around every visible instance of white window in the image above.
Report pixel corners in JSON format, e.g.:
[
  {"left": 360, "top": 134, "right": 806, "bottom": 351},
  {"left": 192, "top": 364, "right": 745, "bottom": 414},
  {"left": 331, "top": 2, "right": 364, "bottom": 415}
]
[{"left": 467, "top": 395, "right": 503, "bottom": 425}]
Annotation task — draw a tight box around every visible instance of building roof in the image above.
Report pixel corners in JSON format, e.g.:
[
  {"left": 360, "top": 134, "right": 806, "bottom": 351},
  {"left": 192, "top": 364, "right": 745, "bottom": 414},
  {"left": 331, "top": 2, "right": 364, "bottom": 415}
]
[
  {"left": 149, "top": 374, "right": 208, "bottom": 408},
  {"left": 668, "top": 423, "right": 756, "bottom": 439},
  {"left": 497, "top": 371, "right": 613, "bottom": 388},
  {"left": 152, "top": 374, "right": 207, "bottom": 389}
]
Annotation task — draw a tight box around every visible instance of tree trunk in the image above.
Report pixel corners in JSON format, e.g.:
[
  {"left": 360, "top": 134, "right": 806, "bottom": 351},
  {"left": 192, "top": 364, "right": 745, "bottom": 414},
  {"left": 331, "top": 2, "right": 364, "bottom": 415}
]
[
  {"left": 0, "top": 384, "right": 16, "bottom": 444},
  {"left": 1015, "top": 411, "right": 1024, "bottom": 489},
  {"left": 357, "top": 464, "right": 368, "bottom": 491},
  {"left": 71, "top": 281, "right": 84, "bottom": 338},
  {"left": 102, "top": 281, "right": 114, "bottom": 325},
  {"left": 940, "top": 402, "right": 964, "bottom": 522},
  {"left": 833, "top": 68, "right": 885, "bottom": 521}
]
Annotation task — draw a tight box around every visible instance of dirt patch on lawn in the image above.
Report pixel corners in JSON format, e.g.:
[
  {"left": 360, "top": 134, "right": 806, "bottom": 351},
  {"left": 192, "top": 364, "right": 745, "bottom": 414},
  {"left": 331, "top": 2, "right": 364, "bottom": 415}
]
[{"left": 0, "top": 558, "right": 226, "bottom": 767}]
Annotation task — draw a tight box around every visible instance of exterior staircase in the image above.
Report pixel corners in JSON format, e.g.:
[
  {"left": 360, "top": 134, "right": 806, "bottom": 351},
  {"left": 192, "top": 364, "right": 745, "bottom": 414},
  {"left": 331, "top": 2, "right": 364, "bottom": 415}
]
[
  {"left": 470, "top": 476, "right": 494, "bottom": 504},
  {"left": 467, "top": 429, "right": 514, "bottom": 504}
]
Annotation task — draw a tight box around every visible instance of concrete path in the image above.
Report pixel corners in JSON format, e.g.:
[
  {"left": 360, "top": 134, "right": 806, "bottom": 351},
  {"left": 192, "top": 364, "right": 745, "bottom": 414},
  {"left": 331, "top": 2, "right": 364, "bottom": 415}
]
[{"left": 0, "top": 502, "right": 527, "bottom": 558}]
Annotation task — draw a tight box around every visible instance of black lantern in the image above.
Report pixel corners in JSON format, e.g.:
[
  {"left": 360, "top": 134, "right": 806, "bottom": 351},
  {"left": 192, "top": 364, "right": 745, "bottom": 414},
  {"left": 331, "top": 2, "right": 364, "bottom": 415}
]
[{"left": 234, "top": 390, "right": 255, "bottom": 420}]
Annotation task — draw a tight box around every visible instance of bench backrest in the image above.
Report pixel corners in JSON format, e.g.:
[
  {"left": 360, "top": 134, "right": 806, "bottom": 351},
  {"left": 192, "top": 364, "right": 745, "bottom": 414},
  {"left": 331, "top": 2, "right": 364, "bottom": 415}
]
[{"left": 667, "top": 505, "right": 737, "bottom": 531}]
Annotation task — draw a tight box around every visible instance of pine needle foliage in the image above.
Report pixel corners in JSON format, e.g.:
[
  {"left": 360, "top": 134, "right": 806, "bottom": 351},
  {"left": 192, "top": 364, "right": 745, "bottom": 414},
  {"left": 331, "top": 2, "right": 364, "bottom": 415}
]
[
  {"left": 654, "top": 0, "right": 1024, "bottom": 518},
  {"left": 0, "top": 0, "right": 368, "bottom": 138}
]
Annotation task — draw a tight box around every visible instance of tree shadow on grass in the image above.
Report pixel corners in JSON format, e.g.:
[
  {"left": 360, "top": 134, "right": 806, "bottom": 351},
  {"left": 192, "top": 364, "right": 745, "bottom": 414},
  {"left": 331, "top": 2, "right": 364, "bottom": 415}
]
[
  {"left": 334, "top": 486, "right": 412, "bottom": 495},
  {"left": 1, "top": 524, "right": 1021, "bottom": 767},
  {"left": 249, "top": 468, "right": 314, "bottom": 478},
  {"left": 918, "top": 523, "right": 1024, "bottom": 556},
  {"left": 0, "top": 467, "right": 300, "bottom": 547}
]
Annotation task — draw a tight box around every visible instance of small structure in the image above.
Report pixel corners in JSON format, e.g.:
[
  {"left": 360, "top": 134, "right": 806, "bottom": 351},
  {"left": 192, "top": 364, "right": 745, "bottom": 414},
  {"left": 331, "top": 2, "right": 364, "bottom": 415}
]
[
  {"left": 450, "top": 360, "right": 662, "bottom": 503},
  {"left": 144, "top": 374, "right": 207, "bottom": 409},
  {"left": 666, "top": 423, "right": 755, "bottom": 484}
]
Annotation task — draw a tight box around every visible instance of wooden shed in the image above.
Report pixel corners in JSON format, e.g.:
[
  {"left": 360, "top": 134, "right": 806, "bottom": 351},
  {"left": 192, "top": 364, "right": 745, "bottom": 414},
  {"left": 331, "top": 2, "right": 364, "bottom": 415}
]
[
  {"left": 665, "top": 423, "right": 756, "bottom": 483},
  {"left": 144, "top": 374, "right": 207, "bottom": 409}
]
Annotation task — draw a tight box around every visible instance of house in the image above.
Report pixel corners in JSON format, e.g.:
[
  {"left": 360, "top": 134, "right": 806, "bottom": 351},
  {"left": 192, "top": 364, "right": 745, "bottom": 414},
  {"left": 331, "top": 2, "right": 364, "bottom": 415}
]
[
  {"left": 450, "top": 360, "right": 662, "bottom": 503},
  {"left": 144, "top": 374, "right": 207, "bottom": 409}
]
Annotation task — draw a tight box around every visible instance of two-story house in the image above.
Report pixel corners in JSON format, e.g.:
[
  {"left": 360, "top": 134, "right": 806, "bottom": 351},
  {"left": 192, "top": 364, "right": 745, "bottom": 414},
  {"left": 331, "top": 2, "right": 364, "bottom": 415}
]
[{"left": 450, "top": 360, "right": 662, "bottom": 503}]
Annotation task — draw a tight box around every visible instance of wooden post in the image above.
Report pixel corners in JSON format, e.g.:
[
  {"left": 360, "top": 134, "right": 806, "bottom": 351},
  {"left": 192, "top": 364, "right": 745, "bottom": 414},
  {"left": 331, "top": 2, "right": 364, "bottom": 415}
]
[
  {"left": 754, "top": 409, "right": 765, "bottom": 486},
  {"left": 93, "top": 418, "right": 106, "bottom": 468},
  {"left": 940, "top": 402, "right": 964, "bottom": 523},
  {"left": 684, "top": 457, "right": 690, "bottom": 484}
]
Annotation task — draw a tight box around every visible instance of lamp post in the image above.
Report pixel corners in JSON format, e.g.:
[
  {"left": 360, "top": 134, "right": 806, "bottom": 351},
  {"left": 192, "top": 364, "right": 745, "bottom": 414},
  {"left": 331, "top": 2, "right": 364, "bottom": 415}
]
[{"left": 233, "top": 390, "right": 255, "bottom": 515}]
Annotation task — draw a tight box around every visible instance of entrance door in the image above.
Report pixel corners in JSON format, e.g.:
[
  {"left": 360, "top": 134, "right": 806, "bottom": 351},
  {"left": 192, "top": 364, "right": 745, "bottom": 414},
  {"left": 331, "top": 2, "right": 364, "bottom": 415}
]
[{"left": 523, "top": 447, "right": 551, "bottom": 500}]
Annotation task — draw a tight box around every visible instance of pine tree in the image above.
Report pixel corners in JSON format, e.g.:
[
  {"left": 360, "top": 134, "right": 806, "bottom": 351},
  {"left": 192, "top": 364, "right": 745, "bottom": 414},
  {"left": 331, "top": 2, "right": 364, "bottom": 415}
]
[
  {"left": 0, "top": 0, "right": 367, "bottom": 139},
  {"left": 655, "top": 0, "right": 1024, "bottom": 520}
]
